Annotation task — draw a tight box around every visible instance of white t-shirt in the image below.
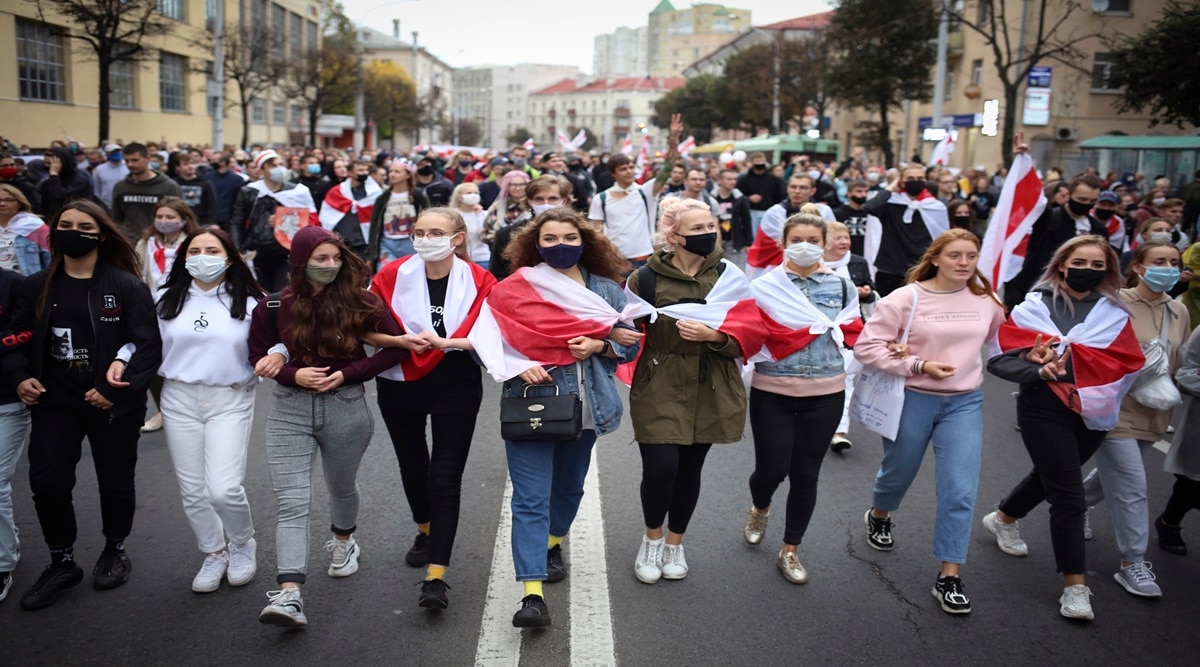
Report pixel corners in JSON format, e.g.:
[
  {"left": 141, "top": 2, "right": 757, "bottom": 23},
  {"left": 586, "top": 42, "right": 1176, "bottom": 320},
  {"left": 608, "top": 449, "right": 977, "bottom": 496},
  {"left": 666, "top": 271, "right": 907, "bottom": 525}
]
[
  {"left": 0, "top": 226, "right": 19, "bottom": 271},
  {"left": 460, "top": 208, "right": 491, "bottom": 262},
  {"left": 588, "top": 180, "right": 657, "bottom": 259}
]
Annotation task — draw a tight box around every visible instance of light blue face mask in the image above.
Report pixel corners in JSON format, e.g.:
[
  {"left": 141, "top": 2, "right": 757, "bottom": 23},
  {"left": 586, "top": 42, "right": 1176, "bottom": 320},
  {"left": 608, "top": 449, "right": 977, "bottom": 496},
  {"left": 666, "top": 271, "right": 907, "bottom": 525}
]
[{"left": 1141, "top": 266, "right": 1181, "bottom": 293}]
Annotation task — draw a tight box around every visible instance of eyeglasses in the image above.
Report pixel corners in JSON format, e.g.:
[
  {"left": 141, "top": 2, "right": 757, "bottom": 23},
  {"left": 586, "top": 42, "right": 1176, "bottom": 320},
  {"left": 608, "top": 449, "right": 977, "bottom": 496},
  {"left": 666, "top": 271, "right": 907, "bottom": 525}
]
[{"left": 412, "top": 230, "right": 458, "bottom": 239}]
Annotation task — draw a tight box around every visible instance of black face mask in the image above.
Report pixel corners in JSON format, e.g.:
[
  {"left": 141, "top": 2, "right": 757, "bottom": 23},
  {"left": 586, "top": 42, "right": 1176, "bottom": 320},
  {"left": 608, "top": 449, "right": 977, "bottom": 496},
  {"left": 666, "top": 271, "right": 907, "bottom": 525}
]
[
  {"left": 678, "top": 232, "right": 718, "bottom": 257},
  {"left": 752, "top": 164, "right": 766, "bottom": 173},
  {"left": 903, "top": 180, "right": 927, "bottom": 198},
  {"left": 849, "top": 195, "right": 867, "bottom": 205},
  {"left": 354, "top": 173, "right": 368, "bottom": 183},
  {"left": 1067, "top": 198, "right": 1093, "bottom": 217},
  {"left": 1093, "top": 208, "right": 1116, "bottom": 221},
  {"left": 56, "top": 229, "right": 101, "bottom": 258},
  {"left": 951, "top": 215, "right": 972, "bottom": 228},
  {"left": 417, "top": 165, "right": 434, "bottom": 177},
  {"left": 1065, "top": 267, "right": 1106, "bottom": 293}
]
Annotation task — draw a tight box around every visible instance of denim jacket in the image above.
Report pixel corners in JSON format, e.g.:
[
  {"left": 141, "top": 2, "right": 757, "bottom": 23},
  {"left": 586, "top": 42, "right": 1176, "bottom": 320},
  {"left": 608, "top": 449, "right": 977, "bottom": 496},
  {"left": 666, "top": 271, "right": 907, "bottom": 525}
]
[
  {"left": 754, "top": 270, "right": 851, "bottom": 379},
  {"left": 502, "top": 267, "right": 639, "bottom": 437},
  {"left": 14, "top": 235, "right": 50, "bottom": 277}
]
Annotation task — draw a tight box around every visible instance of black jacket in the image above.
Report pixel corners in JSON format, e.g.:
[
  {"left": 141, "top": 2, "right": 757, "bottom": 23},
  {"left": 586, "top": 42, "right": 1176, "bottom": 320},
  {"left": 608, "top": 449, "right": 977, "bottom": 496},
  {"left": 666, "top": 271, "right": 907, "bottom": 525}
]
[
  {"left": 366, "top": 188, "right": 430, "bottom": 267},
  {"left": 1004, "top": 206, "right": 1109, "bottom": 309},
  {"left": 0, "top": 263, "right": 161, "bottom": 417},
  {"left": 416, "top": 177, "right": 453, "bottom": 207},
  {"left": 0, "top": 269, "right": 25, "bottom": 404},
  {"left": 37, "top": 147, "right": 92, "bottom": 221},
  {"left": 845, "top": 255, "right": 877, "bottom": 303},
  {"left": 735, "top": 169, "right": 785, "bottom": 211},
  {"left": 565, "top": 166, "right": 596, "bottom": 213},
  {"left": 171, "top": 174, "right": 218, "bottom": 226},
  {"left": 231, "top": 181, "right": 309, "bottom": 258},
  {"left": 298, "top": 174, "right": 332, "bottom": 207}
]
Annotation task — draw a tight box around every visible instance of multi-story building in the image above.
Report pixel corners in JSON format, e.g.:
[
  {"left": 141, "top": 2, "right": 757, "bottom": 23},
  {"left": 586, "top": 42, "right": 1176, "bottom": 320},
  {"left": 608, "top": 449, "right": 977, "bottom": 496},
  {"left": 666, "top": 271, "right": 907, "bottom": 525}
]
[
  {"left": 647, "top": 1, "right": 751, "bottom": 77},
  {"left": 594, "top": 26, "right": 649, "bottom": 77},
  {"left": 527, "top": 76, "right": 686, "bottom": 152},
  {"left": 359, "top": 25, "right": 455, "bottom": 147},
  {"left": 2, "top": 0, "right": 321, "bottom": 148},
  {"left": 683, "top": 12, "right": 833, "bottom": 78},
  {"left": 453, "top": 64, "right": 580, "bottom": 149}
]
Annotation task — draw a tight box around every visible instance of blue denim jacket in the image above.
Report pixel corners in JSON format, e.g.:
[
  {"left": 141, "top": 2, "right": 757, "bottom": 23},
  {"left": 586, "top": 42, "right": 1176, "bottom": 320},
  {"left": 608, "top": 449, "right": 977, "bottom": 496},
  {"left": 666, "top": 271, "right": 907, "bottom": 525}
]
[
  {"left": 754, "top": 271, "right": 851, "bottom": 379},
  {"left": 502, "top": 267, "right": 639, "bottom": 437},
  {"left": 14, "top": 235, "right": 50, "bottom": 277}
]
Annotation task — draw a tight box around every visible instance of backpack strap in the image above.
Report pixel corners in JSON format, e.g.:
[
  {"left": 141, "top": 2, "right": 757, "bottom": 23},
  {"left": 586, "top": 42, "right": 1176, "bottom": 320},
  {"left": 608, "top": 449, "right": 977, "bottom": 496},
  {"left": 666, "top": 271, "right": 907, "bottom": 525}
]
[
  {"left": 266, "top": 291, "right": 282, "bottom": 338},
  {"left": 636, "top": 264, "right": 656, "bottom": 306}
]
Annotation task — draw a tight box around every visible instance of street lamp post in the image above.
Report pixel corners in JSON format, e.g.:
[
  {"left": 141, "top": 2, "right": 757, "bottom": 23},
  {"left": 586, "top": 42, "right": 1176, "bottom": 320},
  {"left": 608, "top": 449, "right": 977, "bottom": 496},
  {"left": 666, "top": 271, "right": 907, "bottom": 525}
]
[{"left": 353, "top": 0, "right": 419, "bottom": 153}]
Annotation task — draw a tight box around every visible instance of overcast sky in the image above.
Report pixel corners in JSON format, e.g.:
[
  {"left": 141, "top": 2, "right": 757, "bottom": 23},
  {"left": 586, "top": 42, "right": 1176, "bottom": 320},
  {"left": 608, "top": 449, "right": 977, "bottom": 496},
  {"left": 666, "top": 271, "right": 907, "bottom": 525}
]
[{"left": 340, "top": 0, "right": 834, "bottom": 73}]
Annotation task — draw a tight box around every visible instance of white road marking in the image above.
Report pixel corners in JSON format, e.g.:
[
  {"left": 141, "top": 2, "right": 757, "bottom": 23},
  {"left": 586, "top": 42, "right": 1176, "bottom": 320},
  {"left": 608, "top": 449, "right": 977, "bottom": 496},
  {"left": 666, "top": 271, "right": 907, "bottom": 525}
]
[
  {"left": 475, "top": 476, "right": 521, "bottom": 667},
  {"left": 570, "top": 448, "right": 617, "bottom": 667}
]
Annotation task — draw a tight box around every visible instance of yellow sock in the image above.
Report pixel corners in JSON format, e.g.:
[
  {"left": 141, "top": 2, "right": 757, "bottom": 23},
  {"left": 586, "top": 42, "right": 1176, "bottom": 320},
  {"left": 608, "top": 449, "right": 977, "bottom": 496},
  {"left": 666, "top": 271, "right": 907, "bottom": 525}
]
[
  {"left": 548, "top": 535, "right": 564, "bottom": 549},
  {"left": 523, "top": 581, "right": 543, "bottom": 598},
  {"left": 417, "top": 523, "right": 430, "bottom": 535},
  {"left": 426, "top": 565, "right": 446, "bottom": 581}
]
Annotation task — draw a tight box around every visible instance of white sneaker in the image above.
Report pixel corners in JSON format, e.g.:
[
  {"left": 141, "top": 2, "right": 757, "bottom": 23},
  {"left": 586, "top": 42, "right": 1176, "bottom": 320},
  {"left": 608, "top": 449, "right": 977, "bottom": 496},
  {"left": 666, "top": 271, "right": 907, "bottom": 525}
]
[
  {"left": 259, "top": 587, "right": 307, "bottom": 627},
  {"left": 191, "top": 552, "right": 228, "bottom": 593},
  {"left": 1059, "top": 584, "right": 1094, "bottom": 620},
  {"left": 982, "top": 511, "right": 1029, "bottom": 557},
  {"left": 325, "top": 536, "right": 360, "bottom": 577},
  {"left": 1113, "top": 561, "right": 1162, "bottom": 597},
  {"left": 1083, "top": 508, "right": 1094, "bottom": 541},
  {"left": 634, "top": 536, "right": 664, "bottom": 584},
  {"left": 661, "top": 544, "right": 689, "bottom": 580},
  {"left": 227, "top": 538, "right": 257, "bottom": 587}
]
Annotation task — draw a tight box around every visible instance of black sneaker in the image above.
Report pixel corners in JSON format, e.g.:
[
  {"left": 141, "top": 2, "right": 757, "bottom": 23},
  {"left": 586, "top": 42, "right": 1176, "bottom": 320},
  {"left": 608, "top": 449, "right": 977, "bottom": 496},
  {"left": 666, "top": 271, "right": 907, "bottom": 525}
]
[
  {"left": 932, "top": 575, "right": 972, "bottom": 614},
  {"left": 1155, "top": 515, "right": 1187, "bottom": 555},
  {"left": 93, "top": 551, "right": 132, "bottom": 590},
  {"left": 865, "top": 509, "right": 894, "bottom": 551},
  {"left": 512, "top": 594, "right": 551, "bottom": 628},
  {"left": 20, "top": 563, "right": 84, "bottom": 610},
  {"left": 546, "top": 545, "right": 566, "bottom": 583},
  {"left": 405, "top": 533, "right": 430, "bottom": 567},
  {"left": 418, "top": 578, "right": 450, "bottom": 610}
]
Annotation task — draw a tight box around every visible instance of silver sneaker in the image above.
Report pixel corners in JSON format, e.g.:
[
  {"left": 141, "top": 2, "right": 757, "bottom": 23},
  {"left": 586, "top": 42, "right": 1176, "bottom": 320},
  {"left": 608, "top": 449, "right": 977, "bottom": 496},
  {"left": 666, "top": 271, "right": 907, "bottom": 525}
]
[
  {"left": 191, "top": 552, "right": 228, "bottom": 593},
  {"left": 1083, "top": 507, "right": 1094, "bottom": 541},
  {"left": 982, "top": 511, "right": 1028, "bottom": 557},
  {"left": 227, "top": 538, "right": 257, "bottom": 587},
  {"left": 743, "top": 507, "right": 770, "bottom": 545},
  {"left": 634, "top": 536, "right": 663, "bottom": 584},
  {"left": 325, "top": 536, "right": 360, "bottom": 578},
  {"left": 776, "top": 550, "right": 808, "bottom": 585},
  {"left": 259, "top": 588, "right": 307, "bottom": 627},
  {"left": 1113, "top": 561, "right": 1162, "bottom": 597},
  {"left": 1059, "top": 584, "right": 1094, "bottom": 620},
  {"left": 661, "top": 544, "right": 688, "bottom": 580}
]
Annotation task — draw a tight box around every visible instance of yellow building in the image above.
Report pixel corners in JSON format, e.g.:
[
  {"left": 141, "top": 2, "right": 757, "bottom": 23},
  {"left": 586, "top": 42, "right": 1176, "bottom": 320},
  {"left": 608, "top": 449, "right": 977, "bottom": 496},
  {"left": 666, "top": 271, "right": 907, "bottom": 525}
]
[
  {"left": 647, "top": 1, "right": 751, "bottom": 78},
  {"left": 1, "top": 0, "right": 321, "bottom": 149}
]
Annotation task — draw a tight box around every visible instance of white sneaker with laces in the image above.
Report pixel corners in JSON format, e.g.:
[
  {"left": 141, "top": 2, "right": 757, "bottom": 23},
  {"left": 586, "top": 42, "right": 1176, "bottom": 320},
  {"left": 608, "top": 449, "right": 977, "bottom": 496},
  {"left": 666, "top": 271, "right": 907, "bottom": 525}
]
[
  {"left": 1114, "top": 561, "right": 1162, "bottom": 597},
  {"left": 191, "top": 552, "right": 228, "bottom": 593},
  {"left": 227, "top": 538, "right": 257, "bottom": 587},
  {"left": 634, "top": 536, "right": 664, "bottom": 584},
  {"left": 259, "top": 587, "right": 307, "bottom": 627},
  {"left": 982, "top": 511, "right": 1028, "bottom": 557},
  {"left": 661, "top": 544, "right": 689, "bottom": 580},
  {"left": 325, "top": 536, "right": 360, "bottom": 577},
  {"left": 1059, "top": 584, "right": 1094, "bottom": 620}
]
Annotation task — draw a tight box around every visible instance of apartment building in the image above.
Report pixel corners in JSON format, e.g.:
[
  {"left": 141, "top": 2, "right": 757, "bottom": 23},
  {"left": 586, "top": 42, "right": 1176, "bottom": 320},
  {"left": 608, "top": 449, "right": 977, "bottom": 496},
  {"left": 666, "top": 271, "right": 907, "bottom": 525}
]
[
  {"left": 358, "top": 25, "right": 455, "bottom": 147},
  {"left": 527, "top": 76, "right": 685, "bottom": 152},
  {"left": 453, "top": 64, "right": 580, "bottom": 149},
  {"left": 594, "top": 26, "right": 649, "bottom": 77},
  {"left": 647, "top": 1, "right": 751, "bottom": 77}
]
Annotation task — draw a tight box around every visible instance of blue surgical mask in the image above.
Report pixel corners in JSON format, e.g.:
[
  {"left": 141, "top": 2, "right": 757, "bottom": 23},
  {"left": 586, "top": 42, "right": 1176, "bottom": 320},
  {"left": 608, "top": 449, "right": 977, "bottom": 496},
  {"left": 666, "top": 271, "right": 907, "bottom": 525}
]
[
  {"left": 107, "top": 151, "right": 123, "bottom": 162},
  {"left": 306, "top": 163, "right": 322, "bottom": 175},
  {"left": 149, "top": 161, "right": 161, "bottom": 171},
  {"left": 1141, "top": 266, "right": 1181, "bottom": 293}
]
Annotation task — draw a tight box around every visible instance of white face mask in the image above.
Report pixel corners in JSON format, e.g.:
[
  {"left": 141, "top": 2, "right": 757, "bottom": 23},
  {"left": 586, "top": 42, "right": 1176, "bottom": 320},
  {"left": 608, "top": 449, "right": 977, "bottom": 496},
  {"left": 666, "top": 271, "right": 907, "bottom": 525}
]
[
  {"left": 185, "top": 254, "right": 229, "bottom": 283},
  {"left": 532, "top": 203, "right": 561, "bottom": 216},
  {"left": 1152, "top": 197, "right": 1166, "bottom": 207},
  {"left": 461, "top": 193, "right": 480, "bottom": 206},
  {"left": 866, "top": 172, "right": 881, "bottom": 182},
  {"left": 1149, "top": 231, "right": 1173, "bottom": 243},
  {"left": 268, "top": 166, "right": 287, "bottom": 183},
  {"left": 784, "top": 241, "right": 825, "bottom": 267},
  {"left": 413, "top": 234, "right": 457, "bottom": 262},
  {"left": 808, "top": 169, "right": 822, "bottom": 182}
]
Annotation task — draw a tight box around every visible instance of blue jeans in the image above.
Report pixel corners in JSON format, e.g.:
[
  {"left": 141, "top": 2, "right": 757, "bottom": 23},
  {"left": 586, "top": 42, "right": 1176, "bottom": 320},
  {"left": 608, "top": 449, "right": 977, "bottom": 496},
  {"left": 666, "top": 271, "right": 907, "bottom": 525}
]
[
  {"left": 750, "top": 209, "right": 766, "bottom": 237},
  {"left": 379, "top": 236, "right": 414, "bottom": 264},
  {"left": 505, "top": 430, "right": 597, "bottom": 581},
  {"left": 871, "top": 389, "right": 984, "bottom": 564},
  {"left": 0, "top": 401, "right": 31, "bottom": 572}
]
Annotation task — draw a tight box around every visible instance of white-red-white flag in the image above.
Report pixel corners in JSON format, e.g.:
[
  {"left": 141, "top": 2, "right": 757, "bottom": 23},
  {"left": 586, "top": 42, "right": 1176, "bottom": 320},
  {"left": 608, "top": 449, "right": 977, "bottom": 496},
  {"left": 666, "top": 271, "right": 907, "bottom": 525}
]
[
  {"left": 678, "top": 136, "right": 696, "bottom": 156},
  {"left": 635, "top": 134, "right": 651, "bottom": 169},
  {"left": 745, "top": 202, "right": 836, "bottom": 280},
  {"left": 569, "top": 129, "right": 587, "bottom": 150},
  {"left": 978, "top": 153, "right": 1046, "bottom": 289},
  {"left": 749, "top": 266, "right": 863, "bottom": 366},
  {"left": 930, "top": 131, "right": 956, "bottom": 166},
  {"left": 620, "top": 133, "right": 634, "bottom": 156},
  {"left": 863, "top": 192, "right": 950, "bottom": 279},
  {"left": 523, "top": 137, "right": 536, "bottom": 150},
  {"left": 319, "top": 177, "right": 382, "bottom": 240}
]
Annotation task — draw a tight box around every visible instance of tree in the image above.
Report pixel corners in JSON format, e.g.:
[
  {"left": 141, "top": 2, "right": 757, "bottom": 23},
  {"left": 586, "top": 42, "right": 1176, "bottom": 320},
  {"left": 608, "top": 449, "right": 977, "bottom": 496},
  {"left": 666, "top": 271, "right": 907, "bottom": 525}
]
[
  {"left": 282, "top": 43, "right": 357, "bottom": 147},
  {"left": 506, "top": 127, "right": 534, "bottom": 147},
  {"left": 364, "top": 61, "right": 420, "bottom": 147},
  {"left": 441, "top": 118, "right": 483, "bottom": 147},
  {"left": 651, "top": 74, "right": 728, "bottom": 143},
  {"left": 193, "top": 22, "right": 285, "bottom": 149},
  {"left": 948, "top": 1, "right": 1102, "bottom": 164},
  {"left": 826, "top": 0, "right": 937, "bottom": 168},
  {"left": 1107, "top": 0, "right": 1200, "bottom": 129},
  {"left": 575, "top": 127, "right": 598, "bottom": 152},
  {"left": 719, "top": 41, "right": 816, "bottom": 135},
  {"left": 30, "top": 0, "right": 170, "bottom": 144}
]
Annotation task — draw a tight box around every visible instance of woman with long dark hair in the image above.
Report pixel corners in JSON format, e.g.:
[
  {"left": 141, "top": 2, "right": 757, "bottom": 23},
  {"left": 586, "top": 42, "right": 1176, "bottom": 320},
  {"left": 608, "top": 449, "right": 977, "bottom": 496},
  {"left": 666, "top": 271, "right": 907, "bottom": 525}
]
[
  {"left": 248, "top": 226, "right": 407, "bottom": 628},
  {"left": 0, "top": 200, "right": 161, "bottom": 610}
]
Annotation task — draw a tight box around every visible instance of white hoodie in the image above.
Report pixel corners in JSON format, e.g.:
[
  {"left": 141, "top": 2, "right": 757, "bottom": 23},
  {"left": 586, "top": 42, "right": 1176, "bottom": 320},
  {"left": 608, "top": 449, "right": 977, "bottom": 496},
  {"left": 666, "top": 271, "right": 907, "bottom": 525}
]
[{"left": 158, "top": 283, "right": 259, "bottom": 387}]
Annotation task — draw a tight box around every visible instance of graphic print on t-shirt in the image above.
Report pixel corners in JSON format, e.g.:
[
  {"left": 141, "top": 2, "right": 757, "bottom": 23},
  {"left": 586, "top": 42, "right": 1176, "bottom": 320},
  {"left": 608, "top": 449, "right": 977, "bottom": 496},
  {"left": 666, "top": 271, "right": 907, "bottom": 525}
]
[
  {"left": 384, "top": 195, "right": 416, "bottom": 239},
  {"left": 50, "top": 326, "right": 89, "bottom": 371},
  {"left": 180, "top": 184, "right": 202, "bottom": 208}
]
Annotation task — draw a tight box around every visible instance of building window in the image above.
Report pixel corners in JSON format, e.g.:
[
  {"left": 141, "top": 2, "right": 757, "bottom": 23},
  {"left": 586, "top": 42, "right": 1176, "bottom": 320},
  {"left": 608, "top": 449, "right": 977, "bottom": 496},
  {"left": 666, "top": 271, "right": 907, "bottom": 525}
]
[
  {"left": 273, "top": 102, "right": 285, "bottom": 125},
  {"left": 290, "top": 13, "right": 303, "bottom": 59},
  {"left": 252, "top": 0, "right": 266, "bottom": 26},
  {"left": 945, "top": 69, "right": 955, "bottom": 100},
  {"left": 17, "top": 20, "right": 67, "bottom": 102},
  {"left": 1096, "top": 0, "right": 1131, "bottom": 13},
  {"left": 306, "top": 20, "right": 318, "bottom": 52},
  {"left": 205, "top": 0, "right": 220, "bottom": 29},
  {"left": 159, "top": 52, "right": 187, "bottom": 111},
  {"left": 251, "top": 98, "right": 266, "bottom": 123},
  {"left": 1091, "top": 53, "right": 1119, "bottom": 92},
  {"left": 159, "top": 0, "right": 185, "bottom": 21},
  {"left": 272, "top": 5, "right": 286, "bottom": 60},
  {"left": 971, "top": 59, "right": 983, "bottom": 85},
  {"left": 110, "top": 59, "right": 135, "bottom": 109}
]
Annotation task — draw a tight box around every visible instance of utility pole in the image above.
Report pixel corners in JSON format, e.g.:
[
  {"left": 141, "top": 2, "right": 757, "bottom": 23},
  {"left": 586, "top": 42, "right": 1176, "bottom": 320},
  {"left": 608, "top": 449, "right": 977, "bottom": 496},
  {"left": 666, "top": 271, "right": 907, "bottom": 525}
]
[
  {"left": 771, "top": 33, "right": 781, "bottom": 135},
  {"left": 211, "top": 0, "right": 225, "bottom": 149},
  {"left": 353, "top": 28, "right": 365, "bottom": 153},
  {"left": 930, "top": 0, "right": 950, "bottom": 159}
]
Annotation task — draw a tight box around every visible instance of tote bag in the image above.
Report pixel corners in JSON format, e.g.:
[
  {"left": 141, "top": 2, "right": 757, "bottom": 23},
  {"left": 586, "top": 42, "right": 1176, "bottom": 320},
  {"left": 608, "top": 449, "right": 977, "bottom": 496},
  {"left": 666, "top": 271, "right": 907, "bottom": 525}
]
[{"left": 849, "top": 287, "right": 918, "bottom": 441}]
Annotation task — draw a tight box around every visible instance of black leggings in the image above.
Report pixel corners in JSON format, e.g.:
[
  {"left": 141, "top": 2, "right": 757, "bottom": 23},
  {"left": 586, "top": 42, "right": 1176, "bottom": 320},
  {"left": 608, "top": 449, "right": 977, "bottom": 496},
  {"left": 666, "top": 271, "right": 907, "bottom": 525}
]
[
  {"left": 1162, "top": 474, "right": 1200, "bottom": 525},
  {"left": 639, "top": 443, "right": 712, "bottom": 534},
  {"left": 748, "top": 388, "right": 844, "bottom": 545}
]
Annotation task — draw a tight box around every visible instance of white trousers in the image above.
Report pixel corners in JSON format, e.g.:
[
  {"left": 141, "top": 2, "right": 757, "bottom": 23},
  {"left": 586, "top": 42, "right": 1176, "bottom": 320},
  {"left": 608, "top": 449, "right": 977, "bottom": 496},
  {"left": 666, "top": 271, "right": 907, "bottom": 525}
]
[{"left": 162, "top": 379, "right": 256, "bottom": 553}]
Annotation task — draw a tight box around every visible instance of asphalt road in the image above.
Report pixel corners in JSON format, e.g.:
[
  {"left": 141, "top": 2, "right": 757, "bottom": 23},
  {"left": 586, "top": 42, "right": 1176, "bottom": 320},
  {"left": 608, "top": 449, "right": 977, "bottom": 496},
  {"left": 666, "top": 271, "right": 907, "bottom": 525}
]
[{"left": 2, "top": 365, "right": 1197, "bottom": 666}]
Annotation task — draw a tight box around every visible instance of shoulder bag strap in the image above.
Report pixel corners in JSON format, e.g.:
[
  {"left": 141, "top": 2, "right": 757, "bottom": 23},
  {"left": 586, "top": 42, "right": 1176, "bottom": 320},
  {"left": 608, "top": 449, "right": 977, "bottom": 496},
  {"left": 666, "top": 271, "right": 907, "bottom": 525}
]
[{"left": 899, "top": 286, "right": 919, "bottom": 344}]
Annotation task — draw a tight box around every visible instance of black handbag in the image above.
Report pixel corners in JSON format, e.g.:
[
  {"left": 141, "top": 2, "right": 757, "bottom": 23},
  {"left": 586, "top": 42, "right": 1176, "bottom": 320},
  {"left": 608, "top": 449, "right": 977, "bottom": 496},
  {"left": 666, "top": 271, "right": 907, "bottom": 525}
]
[{"left": 500, "top": 384, "right": 583, "bottom": 442}]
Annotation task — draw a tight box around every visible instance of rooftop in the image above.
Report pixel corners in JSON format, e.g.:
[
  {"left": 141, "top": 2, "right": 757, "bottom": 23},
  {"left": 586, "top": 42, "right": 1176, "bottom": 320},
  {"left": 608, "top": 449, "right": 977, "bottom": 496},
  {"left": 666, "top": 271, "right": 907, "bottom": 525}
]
[
  {"left": 532, "top": 76, "right": 687, "bottom": 95},
  {"left": 758, "top": 11, "right": 835, "bottom": 31},
  {"left": 650, "top": 1, "right": 676, "bottom": 15}
]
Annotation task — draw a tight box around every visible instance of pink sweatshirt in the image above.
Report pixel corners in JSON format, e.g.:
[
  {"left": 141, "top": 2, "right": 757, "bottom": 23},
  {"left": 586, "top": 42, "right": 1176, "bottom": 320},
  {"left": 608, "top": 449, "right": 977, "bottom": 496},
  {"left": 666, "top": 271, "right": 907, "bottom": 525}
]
[{"left": 854, "top": 283, "right": 1006, "bottom": 393}]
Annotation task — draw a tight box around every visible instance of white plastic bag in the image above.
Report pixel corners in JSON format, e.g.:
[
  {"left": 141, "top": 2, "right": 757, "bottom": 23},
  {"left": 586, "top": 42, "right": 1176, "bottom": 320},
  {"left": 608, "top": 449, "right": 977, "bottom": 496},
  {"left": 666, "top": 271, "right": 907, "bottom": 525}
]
[{"left": 849, "top": 288, "right": 918, "bottom": 441}]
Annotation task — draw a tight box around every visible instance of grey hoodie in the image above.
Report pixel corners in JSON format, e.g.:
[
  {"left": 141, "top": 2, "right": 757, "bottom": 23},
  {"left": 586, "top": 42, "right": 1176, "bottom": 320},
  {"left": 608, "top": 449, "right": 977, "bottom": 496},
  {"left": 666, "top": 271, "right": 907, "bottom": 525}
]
[{"left": 111, "top": 170, "right": 181, "bottom": 241}]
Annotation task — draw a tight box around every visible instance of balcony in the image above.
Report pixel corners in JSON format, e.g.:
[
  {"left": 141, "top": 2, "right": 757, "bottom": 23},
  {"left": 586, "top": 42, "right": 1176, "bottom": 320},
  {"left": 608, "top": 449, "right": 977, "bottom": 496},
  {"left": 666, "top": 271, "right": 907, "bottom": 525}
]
[
  {"left": 613, "top": 124, "right": 630, "bottom": 134},
  {"left": 614, "top": 106, "right": 631, "bottom": 117},
  {"left": 548, "top": 108, "right": 557, "bottom": 118}
]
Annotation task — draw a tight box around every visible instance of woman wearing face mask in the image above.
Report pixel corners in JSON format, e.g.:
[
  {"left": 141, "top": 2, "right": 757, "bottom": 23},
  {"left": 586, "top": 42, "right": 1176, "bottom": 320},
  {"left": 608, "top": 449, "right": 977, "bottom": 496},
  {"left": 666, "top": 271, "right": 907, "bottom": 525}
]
[
  {"left": 481, "top": 170, "right": 532, "bottom": 247},
  {"left": 450, "top": 183, "right": 489, "bottom": 269},
  {"left": 822, "top": 219, "right": 875, "bottom": 451},
  {"left": 489, "top": 176, "right": 573, "bottom": 279},
  {"left": 1068, "top": 242, "right": 1189, "bottom": 598},
  {"left": 368, "top": 160, "right": 430, "bottom": 270},
  {"left": 986, "top": 236, "right": 1143, "bottom": 621},
  {"left": 364, "top": 208, "right": 496, "bottom": 611},
  {"left": 134, "top": 198, "right": 200, "bottom": 432},
  {"left": 467, "top": 208, "right": 640, "bottom": 628},
  {"left": 946, "top": 198, "right": 981, "bottom": 240},
  {"left": 114, "top": 227, "right": 268, "bottom": 593},
  {"left": 855, "top": 229, "right": 1005, "bottom": 615},
  {"left": 627, "top": 199, "right": 760, "bottom": 585},
  {"left": 1120, "top": 218, "right": 1174, "bottom": 273},
  {"left": 742, "top": 206, "right": 860, "bottom": 584},
  {"left": 0, "top": 200, "right": 160, "bottom": 610},
  {"left": 248, "top": 226, "right": 408, "bottom": 628}
]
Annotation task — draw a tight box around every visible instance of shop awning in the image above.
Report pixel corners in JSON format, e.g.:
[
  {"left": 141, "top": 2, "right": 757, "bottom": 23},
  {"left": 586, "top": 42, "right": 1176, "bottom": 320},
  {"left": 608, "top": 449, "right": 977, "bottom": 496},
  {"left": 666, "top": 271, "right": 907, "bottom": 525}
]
[{"left": 1078, "top": 135, "right": 1200, "bottom": 150}]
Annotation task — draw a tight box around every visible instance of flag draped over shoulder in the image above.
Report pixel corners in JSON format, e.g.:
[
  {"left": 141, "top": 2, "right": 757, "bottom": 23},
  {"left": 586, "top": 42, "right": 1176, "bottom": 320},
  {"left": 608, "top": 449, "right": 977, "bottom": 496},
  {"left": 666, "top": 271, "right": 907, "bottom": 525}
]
[
  {"left": 988, "top": 291, "right": 1143, "bottom": 431},
  {"left": 978, "top": 153, "right": 1046, "bottom": 289},
  {"left": 749, "top": 266, "right": 863, "bottom": 366},
  {"left": 863, "top": 192, "right": 949, "bottom": 279},
  {"left": 318, "top": 177, "right": 382, "bottom": 230}
]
